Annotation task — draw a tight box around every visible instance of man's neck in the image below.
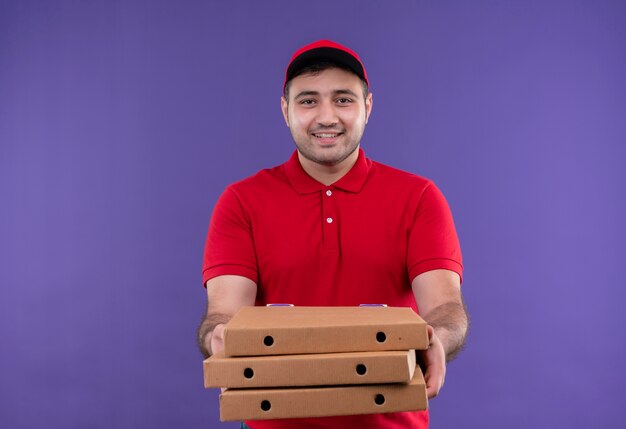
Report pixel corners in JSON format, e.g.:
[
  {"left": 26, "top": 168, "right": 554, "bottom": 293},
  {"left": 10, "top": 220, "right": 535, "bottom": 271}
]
[{"left": 297, "top": 149, "right": 360, "bottom": 186}]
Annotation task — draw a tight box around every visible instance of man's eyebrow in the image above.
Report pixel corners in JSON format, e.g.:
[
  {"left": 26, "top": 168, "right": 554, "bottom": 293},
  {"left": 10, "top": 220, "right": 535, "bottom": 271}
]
[
  {"left": 333, "top": 89, "right": 359, "bottom": 97},
  {"left": 294, "top": 89, "right": 360, "bottom": 99},
  {"left": 294, "top": 90, "right": 319, "bottom": 99}
]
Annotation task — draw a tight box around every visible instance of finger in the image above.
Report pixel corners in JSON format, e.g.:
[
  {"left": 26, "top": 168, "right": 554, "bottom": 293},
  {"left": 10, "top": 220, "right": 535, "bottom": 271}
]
[
  {"left": 426, "top": 385, "right": 439, "bottom": 399},
  {"left": 425, "top": 366, "right": 443, "bottom": 399},
  {"left": 210, "top": 324, "right": 226, "bottom": 355},
  {"left": 427, "top": 373, "right": 445, "bottom": 399},
  {"left": 423, "top": 335, "right": 445, "bottom": 399}
]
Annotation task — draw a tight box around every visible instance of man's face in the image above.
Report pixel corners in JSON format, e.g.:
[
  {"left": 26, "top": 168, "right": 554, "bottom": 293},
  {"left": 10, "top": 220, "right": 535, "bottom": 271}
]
[{"left": 281, "top": 67, "right": 373, "bottom": 167}]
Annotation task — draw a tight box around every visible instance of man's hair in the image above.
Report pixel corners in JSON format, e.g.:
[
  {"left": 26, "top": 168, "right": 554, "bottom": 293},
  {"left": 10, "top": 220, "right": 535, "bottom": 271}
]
[{"left": 283, "top": 61, "right": 369, "bottom": 102}]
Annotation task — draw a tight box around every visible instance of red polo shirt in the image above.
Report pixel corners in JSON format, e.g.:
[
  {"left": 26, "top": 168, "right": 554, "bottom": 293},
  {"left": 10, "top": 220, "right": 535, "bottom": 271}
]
[{"left": 202, "top": 149, "right": 463, "bottom": 429}]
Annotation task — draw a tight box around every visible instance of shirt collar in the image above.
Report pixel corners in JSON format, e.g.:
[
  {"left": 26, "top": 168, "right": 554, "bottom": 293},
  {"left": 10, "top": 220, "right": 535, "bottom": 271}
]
[{"left": 283, "top": 148, "right": 371, "bottom": 195}]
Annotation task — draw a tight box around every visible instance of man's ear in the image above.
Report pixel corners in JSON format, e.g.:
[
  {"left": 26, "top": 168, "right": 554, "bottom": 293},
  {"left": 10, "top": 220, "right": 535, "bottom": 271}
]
[
  {"left": 365, "top": 92, "right": 373, "bottom": 124},
  {"left": 280, "top": 96, "right": 290, "bottom": 127}
]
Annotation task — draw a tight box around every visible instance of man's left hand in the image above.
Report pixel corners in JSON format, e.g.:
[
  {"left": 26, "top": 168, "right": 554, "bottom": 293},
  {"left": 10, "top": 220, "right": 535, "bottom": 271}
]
[{"left": 418, "top": 325, "right": 446, "bottom": 399}]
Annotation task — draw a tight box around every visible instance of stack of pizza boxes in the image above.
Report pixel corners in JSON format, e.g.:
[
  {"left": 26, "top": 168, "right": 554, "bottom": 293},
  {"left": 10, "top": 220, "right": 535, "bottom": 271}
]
[{"left": 203, "top": 305, "right": 429, "bottom": 421}]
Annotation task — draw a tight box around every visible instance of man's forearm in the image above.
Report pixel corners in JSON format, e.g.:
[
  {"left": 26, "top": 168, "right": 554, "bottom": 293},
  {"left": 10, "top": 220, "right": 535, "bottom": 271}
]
[
  {"left": 196, "top": 312, "right": 231, "bottom": 358},
  {"left": 422, "top": 301, "right": 469, "bottom": 361}
]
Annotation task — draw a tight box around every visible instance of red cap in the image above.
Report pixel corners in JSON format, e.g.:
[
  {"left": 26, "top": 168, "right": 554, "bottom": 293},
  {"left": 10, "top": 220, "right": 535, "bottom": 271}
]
[{"left": 284, "top": 40, "right": 369, "bottom": 90}]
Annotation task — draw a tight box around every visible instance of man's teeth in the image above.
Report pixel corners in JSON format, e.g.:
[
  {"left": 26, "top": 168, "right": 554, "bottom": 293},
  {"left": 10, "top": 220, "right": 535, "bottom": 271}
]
[{"left": 315, "top": 133, "right": 339, "bottom": 138}]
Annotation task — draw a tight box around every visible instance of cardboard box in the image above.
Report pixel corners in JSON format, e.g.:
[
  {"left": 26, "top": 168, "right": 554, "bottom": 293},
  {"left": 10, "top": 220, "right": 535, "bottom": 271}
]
[
  {"left": 219, "top": 365, "right": 427, "bottom": 421},
  {"left": 223, "top": 306, "right": 428, "bottom": 357},
  {"left": 204, "top": 349, "right": 416, "bottom": 388}
]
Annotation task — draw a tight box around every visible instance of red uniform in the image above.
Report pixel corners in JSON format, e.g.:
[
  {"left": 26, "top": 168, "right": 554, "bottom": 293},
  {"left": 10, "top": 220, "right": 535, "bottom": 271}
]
[{"left": 203, "top": 148, "right": 463, "bottom": 429}]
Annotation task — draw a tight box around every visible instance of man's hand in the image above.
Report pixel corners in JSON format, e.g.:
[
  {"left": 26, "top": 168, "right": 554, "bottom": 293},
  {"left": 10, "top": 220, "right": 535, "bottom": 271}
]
[
  {"left": 210, "top": 323, "right": 226, "bottom": 356},
  {"left": 197, "top": 275, "right": 257, "bottom": 358},
  {"left": 418, "top": 325, "right": 447, "bottom": 399},
  {"left": 412, "top": 269, "right": 469, "bottom": 397}
]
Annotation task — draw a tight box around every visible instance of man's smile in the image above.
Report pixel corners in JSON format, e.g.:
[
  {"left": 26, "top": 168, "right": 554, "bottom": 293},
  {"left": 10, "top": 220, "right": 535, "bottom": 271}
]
[{"left": 313, "top": 133, "right": 341, "bottom": 138}]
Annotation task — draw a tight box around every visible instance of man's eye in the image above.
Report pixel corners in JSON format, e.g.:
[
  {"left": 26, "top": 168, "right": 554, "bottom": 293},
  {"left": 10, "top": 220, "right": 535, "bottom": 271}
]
[
  {"left": 299, "top": 99, "right": 315, "bottom": 105},
  {"left": 336, "top": 98, "right": 352, "bottom": 104}
]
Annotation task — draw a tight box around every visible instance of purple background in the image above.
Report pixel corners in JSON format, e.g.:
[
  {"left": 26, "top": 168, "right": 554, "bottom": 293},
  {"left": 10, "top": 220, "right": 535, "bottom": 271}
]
[{"left": 1, "top": 1, "right": 625, "bottom": 427}]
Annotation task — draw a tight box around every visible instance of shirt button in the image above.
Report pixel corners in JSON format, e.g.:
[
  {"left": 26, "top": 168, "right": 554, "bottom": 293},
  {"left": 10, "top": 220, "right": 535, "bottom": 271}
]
[
  {"left": 326, "top": 217, "right": 333, "bottom": 224},
  {"left": 326, "top": 190, "right": 332, "bottom": 197}
]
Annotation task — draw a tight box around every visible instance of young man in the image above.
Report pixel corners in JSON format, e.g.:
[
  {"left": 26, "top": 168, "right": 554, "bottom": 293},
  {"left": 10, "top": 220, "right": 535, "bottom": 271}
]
[{"left": 198, "top": 40, "right": 468, "bottom": 429}]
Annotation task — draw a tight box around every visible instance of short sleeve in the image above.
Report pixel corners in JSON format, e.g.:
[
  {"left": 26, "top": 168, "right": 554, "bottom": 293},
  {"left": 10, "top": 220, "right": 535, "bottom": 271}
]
[
  {"left": 202, "top": 187, "right": 258, "bottom": 286},
  {"left": 407, "top": 182, "right": 463, "bottom": 282}
]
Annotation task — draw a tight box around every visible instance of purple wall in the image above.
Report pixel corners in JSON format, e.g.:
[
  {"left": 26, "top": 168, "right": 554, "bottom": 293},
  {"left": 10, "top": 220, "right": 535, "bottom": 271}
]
[{"left": 1, "top": 1, "right": 625, "bottom": 427}]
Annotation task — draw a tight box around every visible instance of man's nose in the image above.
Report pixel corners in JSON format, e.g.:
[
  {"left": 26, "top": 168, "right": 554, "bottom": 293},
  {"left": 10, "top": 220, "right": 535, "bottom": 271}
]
[{"left": 316, "top": 100, "right": 338, "bottom": 126}]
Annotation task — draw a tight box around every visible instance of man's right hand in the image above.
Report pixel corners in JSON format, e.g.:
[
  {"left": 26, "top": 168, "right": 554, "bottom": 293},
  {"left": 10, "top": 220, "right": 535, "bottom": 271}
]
[
  {"left": 210, "top": 323, "right": 226, "bottom": 356},
  {"left": 197, "top": 275, "right": 257, "bottom": 358}
]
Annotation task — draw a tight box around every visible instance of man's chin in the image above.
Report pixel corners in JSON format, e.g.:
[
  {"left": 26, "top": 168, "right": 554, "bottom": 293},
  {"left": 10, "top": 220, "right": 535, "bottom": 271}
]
[{"left": 298, "top": 146, "right": 359, "bottom": 167}]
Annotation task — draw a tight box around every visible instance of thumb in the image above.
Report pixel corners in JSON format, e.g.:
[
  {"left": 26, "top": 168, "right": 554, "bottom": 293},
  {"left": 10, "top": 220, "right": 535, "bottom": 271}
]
[
  {"left": 426, "top": 324, "right": 434, "bottom": 346},
  {"left": 210, "top": 324, "right": 226, "bottom": 356}
]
